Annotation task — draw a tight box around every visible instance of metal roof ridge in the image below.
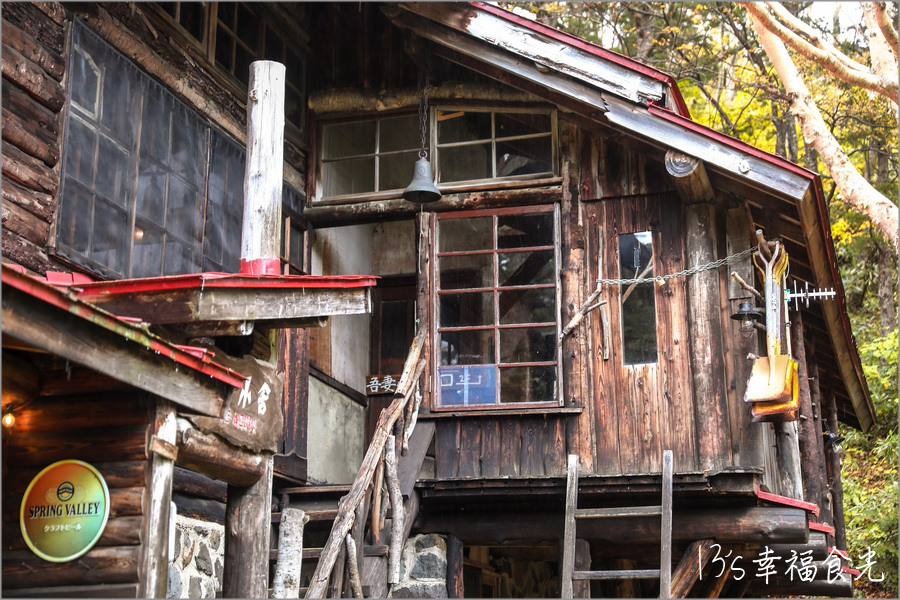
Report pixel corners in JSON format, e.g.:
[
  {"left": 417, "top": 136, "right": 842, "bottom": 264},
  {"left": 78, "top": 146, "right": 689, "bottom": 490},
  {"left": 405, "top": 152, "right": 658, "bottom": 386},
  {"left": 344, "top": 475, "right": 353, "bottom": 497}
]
[{"left": 1, "top": 264, "right": 248, "bottom": 389}]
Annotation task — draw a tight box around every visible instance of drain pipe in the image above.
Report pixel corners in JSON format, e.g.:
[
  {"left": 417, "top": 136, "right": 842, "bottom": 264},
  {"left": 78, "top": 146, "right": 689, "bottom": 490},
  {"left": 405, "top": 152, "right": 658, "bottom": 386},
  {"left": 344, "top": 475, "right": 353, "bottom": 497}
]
[{"left": 240, "top": 60, "right": 285, "bottom": 276}]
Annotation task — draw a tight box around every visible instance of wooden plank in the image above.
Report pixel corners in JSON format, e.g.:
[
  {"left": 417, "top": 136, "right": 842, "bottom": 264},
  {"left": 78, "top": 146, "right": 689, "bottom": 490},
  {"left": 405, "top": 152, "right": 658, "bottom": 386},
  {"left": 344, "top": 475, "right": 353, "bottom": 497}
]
[
  {"left": 543, "top": 415, "right": 567, "bottom": 476},
  {"left": 519, "top": 416, "right": 544, "bottom": 477},
  {"left": 576, "top": 506, "right": 662, "bottom": 518},
  {"left": 670, "top": 538, "right": 715, "bottom": 598},
  {"left": 660, "top": 450, "right": 673, "bottom": 598},
  {"left": 434, "top": 420, "right": 459, "bottom": 479},
  {"left": 479, "top": 418, "right": 501, "bottom": 478},
  {"left": 138, "top": 401, "right": 176, "bottom": 598},
  {"left": 573, "top": 569, "right": 660, "bottom": 580},
  {"left": 223, "top": 455, "right": 274, "bottom": 599},
  {"left": 397, "top": 420, "right": 435, "bottom": 496},
  {"left": 684, "top": 200, "right": 731, "bottom": 471},
  {"left": 457, "top": 421, "right": 481, "bottom": 479},
  {"left": 2, "top": 546, "right": 140, "bottom": 589},
  {"left": 1, "top": 285, "right": 224, "bottom": 417},
  {"left": 0, "top": 583, "right": 138, "bottom": 598},
  {"left": 560, "top": 455, "right": 579, "bottom": 599},
  {"left": 446, "top": 535, "right": 464, "bottom": 598},
  {"left": 572, "top": 539, "right": 591, "bottom": 598},
  {"left": 12, "top": 394, "right": 149, "bottom": 432},
  {"left": 2, "top": 425, "right": 148, "bottom": 467}
]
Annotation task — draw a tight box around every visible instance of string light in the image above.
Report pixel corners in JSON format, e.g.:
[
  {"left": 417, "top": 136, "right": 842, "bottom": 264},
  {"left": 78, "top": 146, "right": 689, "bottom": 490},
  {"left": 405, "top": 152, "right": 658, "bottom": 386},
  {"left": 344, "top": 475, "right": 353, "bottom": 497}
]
[{"left": 2, "top": 413, "right": 16, "bottom": 428}]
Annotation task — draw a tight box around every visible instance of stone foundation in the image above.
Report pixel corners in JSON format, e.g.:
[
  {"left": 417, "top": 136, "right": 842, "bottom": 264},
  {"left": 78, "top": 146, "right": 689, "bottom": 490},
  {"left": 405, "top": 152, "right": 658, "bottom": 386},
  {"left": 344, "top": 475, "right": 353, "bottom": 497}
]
[
  {"left": 390, "top": 534, "right": 449, "bottom": 598},
  {"left": 167, "top": 515, "right": 224, "bottom": 598}
]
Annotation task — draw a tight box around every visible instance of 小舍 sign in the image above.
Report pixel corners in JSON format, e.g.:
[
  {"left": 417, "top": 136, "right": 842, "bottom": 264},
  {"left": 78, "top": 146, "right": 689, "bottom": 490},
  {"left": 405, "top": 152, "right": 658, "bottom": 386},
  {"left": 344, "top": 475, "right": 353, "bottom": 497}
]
[{"left": 19, "top": 460, "right": 110, "bottom": 562}]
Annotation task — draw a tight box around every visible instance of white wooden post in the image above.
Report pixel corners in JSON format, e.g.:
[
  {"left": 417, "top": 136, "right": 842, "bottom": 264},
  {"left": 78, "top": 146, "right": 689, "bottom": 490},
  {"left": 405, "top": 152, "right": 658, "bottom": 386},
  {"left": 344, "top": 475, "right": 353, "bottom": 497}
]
[{"left": 240, "top": 60, "right": 285, "bottom": 275}]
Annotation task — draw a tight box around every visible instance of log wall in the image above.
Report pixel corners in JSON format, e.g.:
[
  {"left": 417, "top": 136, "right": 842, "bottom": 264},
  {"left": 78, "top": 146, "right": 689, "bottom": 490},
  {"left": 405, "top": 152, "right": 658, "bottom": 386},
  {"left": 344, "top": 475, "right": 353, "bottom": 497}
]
[{"left": 2, "top": 389, "right": 151, "bottom": 597}]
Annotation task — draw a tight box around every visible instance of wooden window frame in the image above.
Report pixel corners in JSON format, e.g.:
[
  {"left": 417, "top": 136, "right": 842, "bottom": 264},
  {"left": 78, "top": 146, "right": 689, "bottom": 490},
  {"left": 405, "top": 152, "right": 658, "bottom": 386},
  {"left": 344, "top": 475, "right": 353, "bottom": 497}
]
[{"left": 432, "top": 204, "right": 562, "bottom": 412}]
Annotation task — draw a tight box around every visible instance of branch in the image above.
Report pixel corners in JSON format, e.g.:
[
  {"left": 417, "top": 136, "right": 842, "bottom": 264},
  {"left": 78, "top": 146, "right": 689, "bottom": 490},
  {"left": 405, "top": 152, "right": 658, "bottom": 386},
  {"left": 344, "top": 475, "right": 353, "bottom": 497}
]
[
  {"left": 767, "top": 2, "right": 868, "bottom": 74},
  {"left": 747, "top": 10, "right": 899, "bottom": 250},
  {"left": 862, "top": 2, "right": 900, "bottom": 118},
  {"left": 872, "top": 1, "right": 899, "bottom": 57},
  {"left": 741, "top": 2, "right": 899, "bottom": 103}
]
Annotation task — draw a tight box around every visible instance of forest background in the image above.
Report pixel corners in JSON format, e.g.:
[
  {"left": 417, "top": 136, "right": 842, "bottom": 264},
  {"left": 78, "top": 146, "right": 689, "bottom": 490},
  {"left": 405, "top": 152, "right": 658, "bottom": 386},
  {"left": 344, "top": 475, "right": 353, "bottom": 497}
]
[{"left": 500, "top": 2, "right": 899, "bottom": 596}]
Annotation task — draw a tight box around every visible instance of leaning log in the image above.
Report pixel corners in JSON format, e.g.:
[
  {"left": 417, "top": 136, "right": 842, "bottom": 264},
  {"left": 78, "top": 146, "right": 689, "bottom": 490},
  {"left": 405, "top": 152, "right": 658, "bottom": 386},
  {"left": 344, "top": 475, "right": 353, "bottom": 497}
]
[{"left": 176, "top": 422, "right": 266, "bottom": 487}]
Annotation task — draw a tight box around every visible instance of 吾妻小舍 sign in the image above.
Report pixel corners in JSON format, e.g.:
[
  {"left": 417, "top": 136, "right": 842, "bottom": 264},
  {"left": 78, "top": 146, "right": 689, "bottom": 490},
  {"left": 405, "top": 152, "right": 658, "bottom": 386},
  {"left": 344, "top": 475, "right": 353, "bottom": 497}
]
[{"left": 19, "top": 460, "right": 110, "bottom": 562}]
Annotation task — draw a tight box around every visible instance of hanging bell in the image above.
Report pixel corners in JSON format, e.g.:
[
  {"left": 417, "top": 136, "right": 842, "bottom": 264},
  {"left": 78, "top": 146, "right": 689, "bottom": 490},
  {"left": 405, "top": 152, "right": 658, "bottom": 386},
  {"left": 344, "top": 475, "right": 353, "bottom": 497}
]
[{"left": 402, "top": 157, "right": 442, "bottom": 203}]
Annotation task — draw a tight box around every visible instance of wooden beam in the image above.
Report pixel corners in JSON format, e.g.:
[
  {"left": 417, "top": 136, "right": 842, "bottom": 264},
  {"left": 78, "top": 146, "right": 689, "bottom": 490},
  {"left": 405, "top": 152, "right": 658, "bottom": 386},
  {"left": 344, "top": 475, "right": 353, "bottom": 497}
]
[
  {"left": 223, "top": 455, "right": 274, "bottom": 599},
  {"left": 824, "top": 388, "right": 848, "bottom": 551},
  {"left": 446, "top": 535, "right": 464, "bottom": 598},
  {"left": 665, "top": 151, "right": 714, "bottom": 205},
  {"left": 175, "top": 421, "right": 266, "bottom": 486},
  {"left": 670, "top": 538, "right": 715, "bottom": 598},
  {"left": 414, "top": 506, "right": 809, "bottom": 546},
  {"left": 1, "top": 285, "right": 224, "bottom": 416}
]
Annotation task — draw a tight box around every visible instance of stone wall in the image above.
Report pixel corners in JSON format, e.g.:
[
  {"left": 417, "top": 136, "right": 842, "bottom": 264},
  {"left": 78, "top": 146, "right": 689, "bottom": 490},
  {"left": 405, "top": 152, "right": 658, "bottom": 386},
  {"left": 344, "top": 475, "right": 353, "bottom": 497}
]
[
  {"left": 391, "top": 534, "right": 449, "bottom": 598},
  {"left": 167, "top": 515, "right": 224, "bottom": 599}
]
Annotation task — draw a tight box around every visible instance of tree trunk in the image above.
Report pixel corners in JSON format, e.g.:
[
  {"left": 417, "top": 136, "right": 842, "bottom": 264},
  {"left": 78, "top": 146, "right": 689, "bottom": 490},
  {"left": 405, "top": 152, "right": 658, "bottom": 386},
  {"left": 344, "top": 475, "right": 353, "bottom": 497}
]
[
  {"left": 876, "top": 244, "right": 898, "bottom": 335},
  {"left": 747, "top": 8, "right": 900, "bottom": 250}
]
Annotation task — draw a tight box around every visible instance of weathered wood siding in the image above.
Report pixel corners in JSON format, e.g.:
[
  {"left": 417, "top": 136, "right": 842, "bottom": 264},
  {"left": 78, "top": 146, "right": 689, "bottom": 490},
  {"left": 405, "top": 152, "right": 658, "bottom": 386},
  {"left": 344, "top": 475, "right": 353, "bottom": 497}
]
[
  {"left": 1, "top": 3, "right": 66, "bottom": 274},
  {"left": 2, "top": 391, "right": 151, "bottom": 596},
  {"left": 433, "top": 415, "right": 568, "bottom": 479}
]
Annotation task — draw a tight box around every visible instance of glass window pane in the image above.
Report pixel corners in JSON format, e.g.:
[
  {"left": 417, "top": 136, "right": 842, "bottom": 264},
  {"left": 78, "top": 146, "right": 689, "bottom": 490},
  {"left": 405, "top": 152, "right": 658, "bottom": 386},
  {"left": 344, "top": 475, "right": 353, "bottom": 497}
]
[
  {"left": 499, "top": 288, "right": 556, "bottom": 325},
  {"left": 71, "top": 46, "right": 100, "bottom": 116},
  {"left": 165, "top": 238, "right": 199, "bottom": 275},
  {"left": 205, "top": 131, "right": 244, "bottom": 271},
  {"left": 170, "top": 108, "right": 204, "bottom": 186},
  {"left": 437, "top": 110, "right": 491, "bottom": 144},
  {"left": 619, "top": 232, "right": 658, "bottom": 365},
  {"left": 132, "top": 224, "right": 163, "bottom": 278},
  {"left": 323, "top": 121, "right": 375, "bottom": 158},
  {"left": 499, "top": 365, "right": 556, "bottom": 404},
  {"left": 439, "top": 254, "right": 492, "bottom": 290},
  {"left": 500, "top": 327, "right": 556, "bottom": 363},
  {"left": 141, "top": 87, "right": 170, "bottom": 163},
  {"left": 95, "top": 135, "right": 129, "bottom": 206},
  {"left": 438, "top": 143, "right": 491, "bottom": 182},
  {"left": 498, "top": 250, "right": 554, "bottom": 287},
  {"left": 495, "top": 112, "right": 550, "bottom": 138},
  {"left": 497, "top": 136, "right": 552, "bottom": 177},
  {"left": 65, "top": 118, "right": 96, "bottom": 185},
  {"left": 58, "top": 181, "right": 92, "bottom": 254},
  {"left": 440, "top": 330, "right": 494, "bottom": 366},
  {"left": 380, "top": 115, "right": 419, "bottom": 153},
  {"left": 323, "top": 158, "right": 375, "bottom": 197},
  {"left": 498, "top": 213, "right": 553, "bottom": 248},
  {"left": 379, "top": 150, "right": 419, "bottom": 191},
  {"left": 217, "top": 2, "right": 235, "bottom": 27},
  {"left": 137, "top": 162, "right": 166, "bottom": 223},
  {"left": 236, "top": 4, "right": 259, "bottom": 49},
  {"left": 439, "top": 365, "right": 497, "bottom": 406},
  {"left": 167, "top": 176, "right": 202, "bottom": 241},
  {"left": 235, "top": 46, "right": 253, "bottom": 86},
  {"left": 439, "top": 217, "right": 492, "bottom": 252},
  {"left": 440, "top": 292, "right": 494, "bottom": 327},
  {"left": 91, "top": 200, "right": 128, "bottom": 274},
  {"left": 180, "top": 2, "right": 206, "bottom": 41},
  {"left": 215, "top": 26, "right": 233, "bottom": 70}
]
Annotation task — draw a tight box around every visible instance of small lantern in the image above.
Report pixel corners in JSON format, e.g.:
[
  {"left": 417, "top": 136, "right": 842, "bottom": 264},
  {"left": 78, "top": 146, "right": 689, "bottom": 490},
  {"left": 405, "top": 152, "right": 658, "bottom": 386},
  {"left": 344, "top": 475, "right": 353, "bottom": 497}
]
[{"left": 730, "top": 301, "right": 763, "bottom": 337}]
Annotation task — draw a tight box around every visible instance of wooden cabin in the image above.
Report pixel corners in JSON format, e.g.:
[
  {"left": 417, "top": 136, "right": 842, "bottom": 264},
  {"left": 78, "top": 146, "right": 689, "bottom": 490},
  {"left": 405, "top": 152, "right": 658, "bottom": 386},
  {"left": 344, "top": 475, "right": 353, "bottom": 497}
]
[{"left": 2, "top": 2, "right": 874, "bottom": 598}]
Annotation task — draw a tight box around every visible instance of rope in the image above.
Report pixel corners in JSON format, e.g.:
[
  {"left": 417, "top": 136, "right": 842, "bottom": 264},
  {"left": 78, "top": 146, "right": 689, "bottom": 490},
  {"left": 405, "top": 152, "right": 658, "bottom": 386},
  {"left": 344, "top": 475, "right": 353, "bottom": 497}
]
[{"left": 597, "top": 247, "right": 756, "bottom": 286}]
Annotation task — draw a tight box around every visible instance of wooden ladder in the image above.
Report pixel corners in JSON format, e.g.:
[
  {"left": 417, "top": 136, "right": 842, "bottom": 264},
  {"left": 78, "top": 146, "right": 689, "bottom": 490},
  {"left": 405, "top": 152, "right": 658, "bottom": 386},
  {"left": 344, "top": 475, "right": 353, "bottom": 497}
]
[{"left": 560, "top": 450, "right": 673, "bottom": 599}]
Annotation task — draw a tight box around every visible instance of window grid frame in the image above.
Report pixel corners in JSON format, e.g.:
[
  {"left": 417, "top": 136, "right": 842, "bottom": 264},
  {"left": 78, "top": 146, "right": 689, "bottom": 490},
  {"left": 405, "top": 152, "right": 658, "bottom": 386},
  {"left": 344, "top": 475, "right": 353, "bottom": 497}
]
[{"left": 433, "top": 204, "right": 562, "bottom": 411}]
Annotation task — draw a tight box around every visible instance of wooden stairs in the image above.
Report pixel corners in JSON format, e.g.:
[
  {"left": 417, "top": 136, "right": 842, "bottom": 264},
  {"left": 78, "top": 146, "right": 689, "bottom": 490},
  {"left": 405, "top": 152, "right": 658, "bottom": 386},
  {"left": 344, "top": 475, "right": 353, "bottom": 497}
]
[{"left": 561, "top": 450, "right": 674, "bottom": 599}]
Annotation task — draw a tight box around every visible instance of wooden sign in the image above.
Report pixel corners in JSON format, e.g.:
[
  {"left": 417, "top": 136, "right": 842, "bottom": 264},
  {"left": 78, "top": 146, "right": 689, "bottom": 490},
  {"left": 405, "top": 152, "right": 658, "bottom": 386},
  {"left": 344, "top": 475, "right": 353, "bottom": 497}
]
[
  {"left": 20, "top": 460, "right": 110, "bottom": 562},
  {"left": 189, "top": 353, "right": 284, "bottom": 453},
  {"left": 366, "top": 374, "right": 402, "bottom": 395}
]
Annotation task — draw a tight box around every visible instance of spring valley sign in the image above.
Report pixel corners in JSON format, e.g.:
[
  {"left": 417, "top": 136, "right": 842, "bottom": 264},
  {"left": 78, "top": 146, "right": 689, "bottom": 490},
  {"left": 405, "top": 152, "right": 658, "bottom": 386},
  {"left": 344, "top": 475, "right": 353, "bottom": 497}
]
[{"left": 19, "top": 460, "right": 110, "bottom": 562}]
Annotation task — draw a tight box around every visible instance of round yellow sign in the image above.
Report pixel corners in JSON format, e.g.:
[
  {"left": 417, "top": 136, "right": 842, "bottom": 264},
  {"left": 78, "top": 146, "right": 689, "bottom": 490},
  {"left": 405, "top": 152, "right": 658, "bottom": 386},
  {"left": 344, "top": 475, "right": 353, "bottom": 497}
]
[{"left": 19, "top": 460, "right": 110, "bottom": 562}]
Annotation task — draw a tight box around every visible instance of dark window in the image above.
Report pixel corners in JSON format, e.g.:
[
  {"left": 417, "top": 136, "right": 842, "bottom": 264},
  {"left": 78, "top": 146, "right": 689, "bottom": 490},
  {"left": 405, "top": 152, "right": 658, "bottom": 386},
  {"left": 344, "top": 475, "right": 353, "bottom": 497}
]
[
  {"left": 618, "top": 231, "right": 658, "bottom": 365},
  {"left": 435, "top": 206, "right": 560, "bottom": 408},
  {"left": 59, "top": 21, "right": 303, "bottom": 279}
]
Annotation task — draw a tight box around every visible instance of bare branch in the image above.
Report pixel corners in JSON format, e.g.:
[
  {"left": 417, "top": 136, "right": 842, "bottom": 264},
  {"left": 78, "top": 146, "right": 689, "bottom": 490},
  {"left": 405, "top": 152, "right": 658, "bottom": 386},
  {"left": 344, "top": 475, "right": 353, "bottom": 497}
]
[
  {"left": 872, "top": 1, "right": 900, "bottom": 57},
  {"left": 741, "top": 2, "right": 899, "bottom": 102},
  {"left": 862, "top": 2, "right": 900, "bottom": 119},
  {"left": 767, "top": 2, "right": 868, "bottom": 74},
  {"left": 747, "top": 9, "right": 899, "bottom": 250}
]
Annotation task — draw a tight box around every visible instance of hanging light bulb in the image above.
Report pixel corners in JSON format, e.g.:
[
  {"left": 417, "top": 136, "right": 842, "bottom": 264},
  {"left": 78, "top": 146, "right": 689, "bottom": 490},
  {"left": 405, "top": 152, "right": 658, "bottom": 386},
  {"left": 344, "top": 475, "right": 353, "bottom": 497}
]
[{"left": 403, "top": 74, "right": 441, "bottom": 204}]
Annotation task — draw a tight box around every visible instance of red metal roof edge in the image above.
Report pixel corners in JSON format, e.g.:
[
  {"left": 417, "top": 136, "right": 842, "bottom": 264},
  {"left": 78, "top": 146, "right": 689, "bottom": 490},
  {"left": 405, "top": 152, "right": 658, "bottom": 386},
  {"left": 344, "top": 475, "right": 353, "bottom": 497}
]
[
  {"left": 471, "top": 1, "right": 691, "bottom": 118},
  {"left": 62, "top": 272, "right": 379, "bottom": 296},
  {"left": 810, "top": 521, "right": 837, "bottom": 536},
  {"left": 1, "top": 264, "right": 247, "bottom": 389},
  {"left": 757, "top": 489, "right": 820, "bottom": 517},
  {"left": 647, "top": 104, "right": 874, "bottom": 430}
]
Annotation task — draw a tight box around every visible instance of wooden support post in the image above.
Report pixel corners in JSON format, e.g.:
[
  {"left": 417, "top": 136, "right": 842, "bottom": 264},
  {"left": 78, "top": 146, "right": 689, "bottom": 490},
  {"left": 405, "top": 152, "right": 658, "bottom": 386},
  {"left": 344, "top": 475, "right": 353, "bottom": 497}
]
[
  {"left": 824, "top": 388, "right": 848, "bottom": 551},
  {"left": 273, "top": 508, "right": 310, "bottom": 598},
  {"left": 793, "top": 314, "right": 827, "bottom": 513},
  {"left": 446, "top": 535, "right": 464, "bottom": 598},
  {"left": 660, "top": 450, "right": 673, "bottom": 599},
  {"left": 223, "top": 455, "right": 274, "bottom": 599},
  {"left": 808, "top": 358, "right": 833, "bottom": 530},
  {"left": 774, "top": 420, "right": 803, "bottom": 500},
  {"left": 240, "top": 60, "right": 285, "bottom": 276},
  {"left": 385, "top": 435, "right": 404, "bottom": 585},
  {"left": 670, "top": 538, "right": 715, "bottom": 598},
  {"left": 668, "top": 150, "right": 731, "bottom": 471},
  {"left": 138, "top": 401, "right": 177, "bottom": 598},
  {"left": 561, "top": 454, "right": 579, "bottom": 599}
]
